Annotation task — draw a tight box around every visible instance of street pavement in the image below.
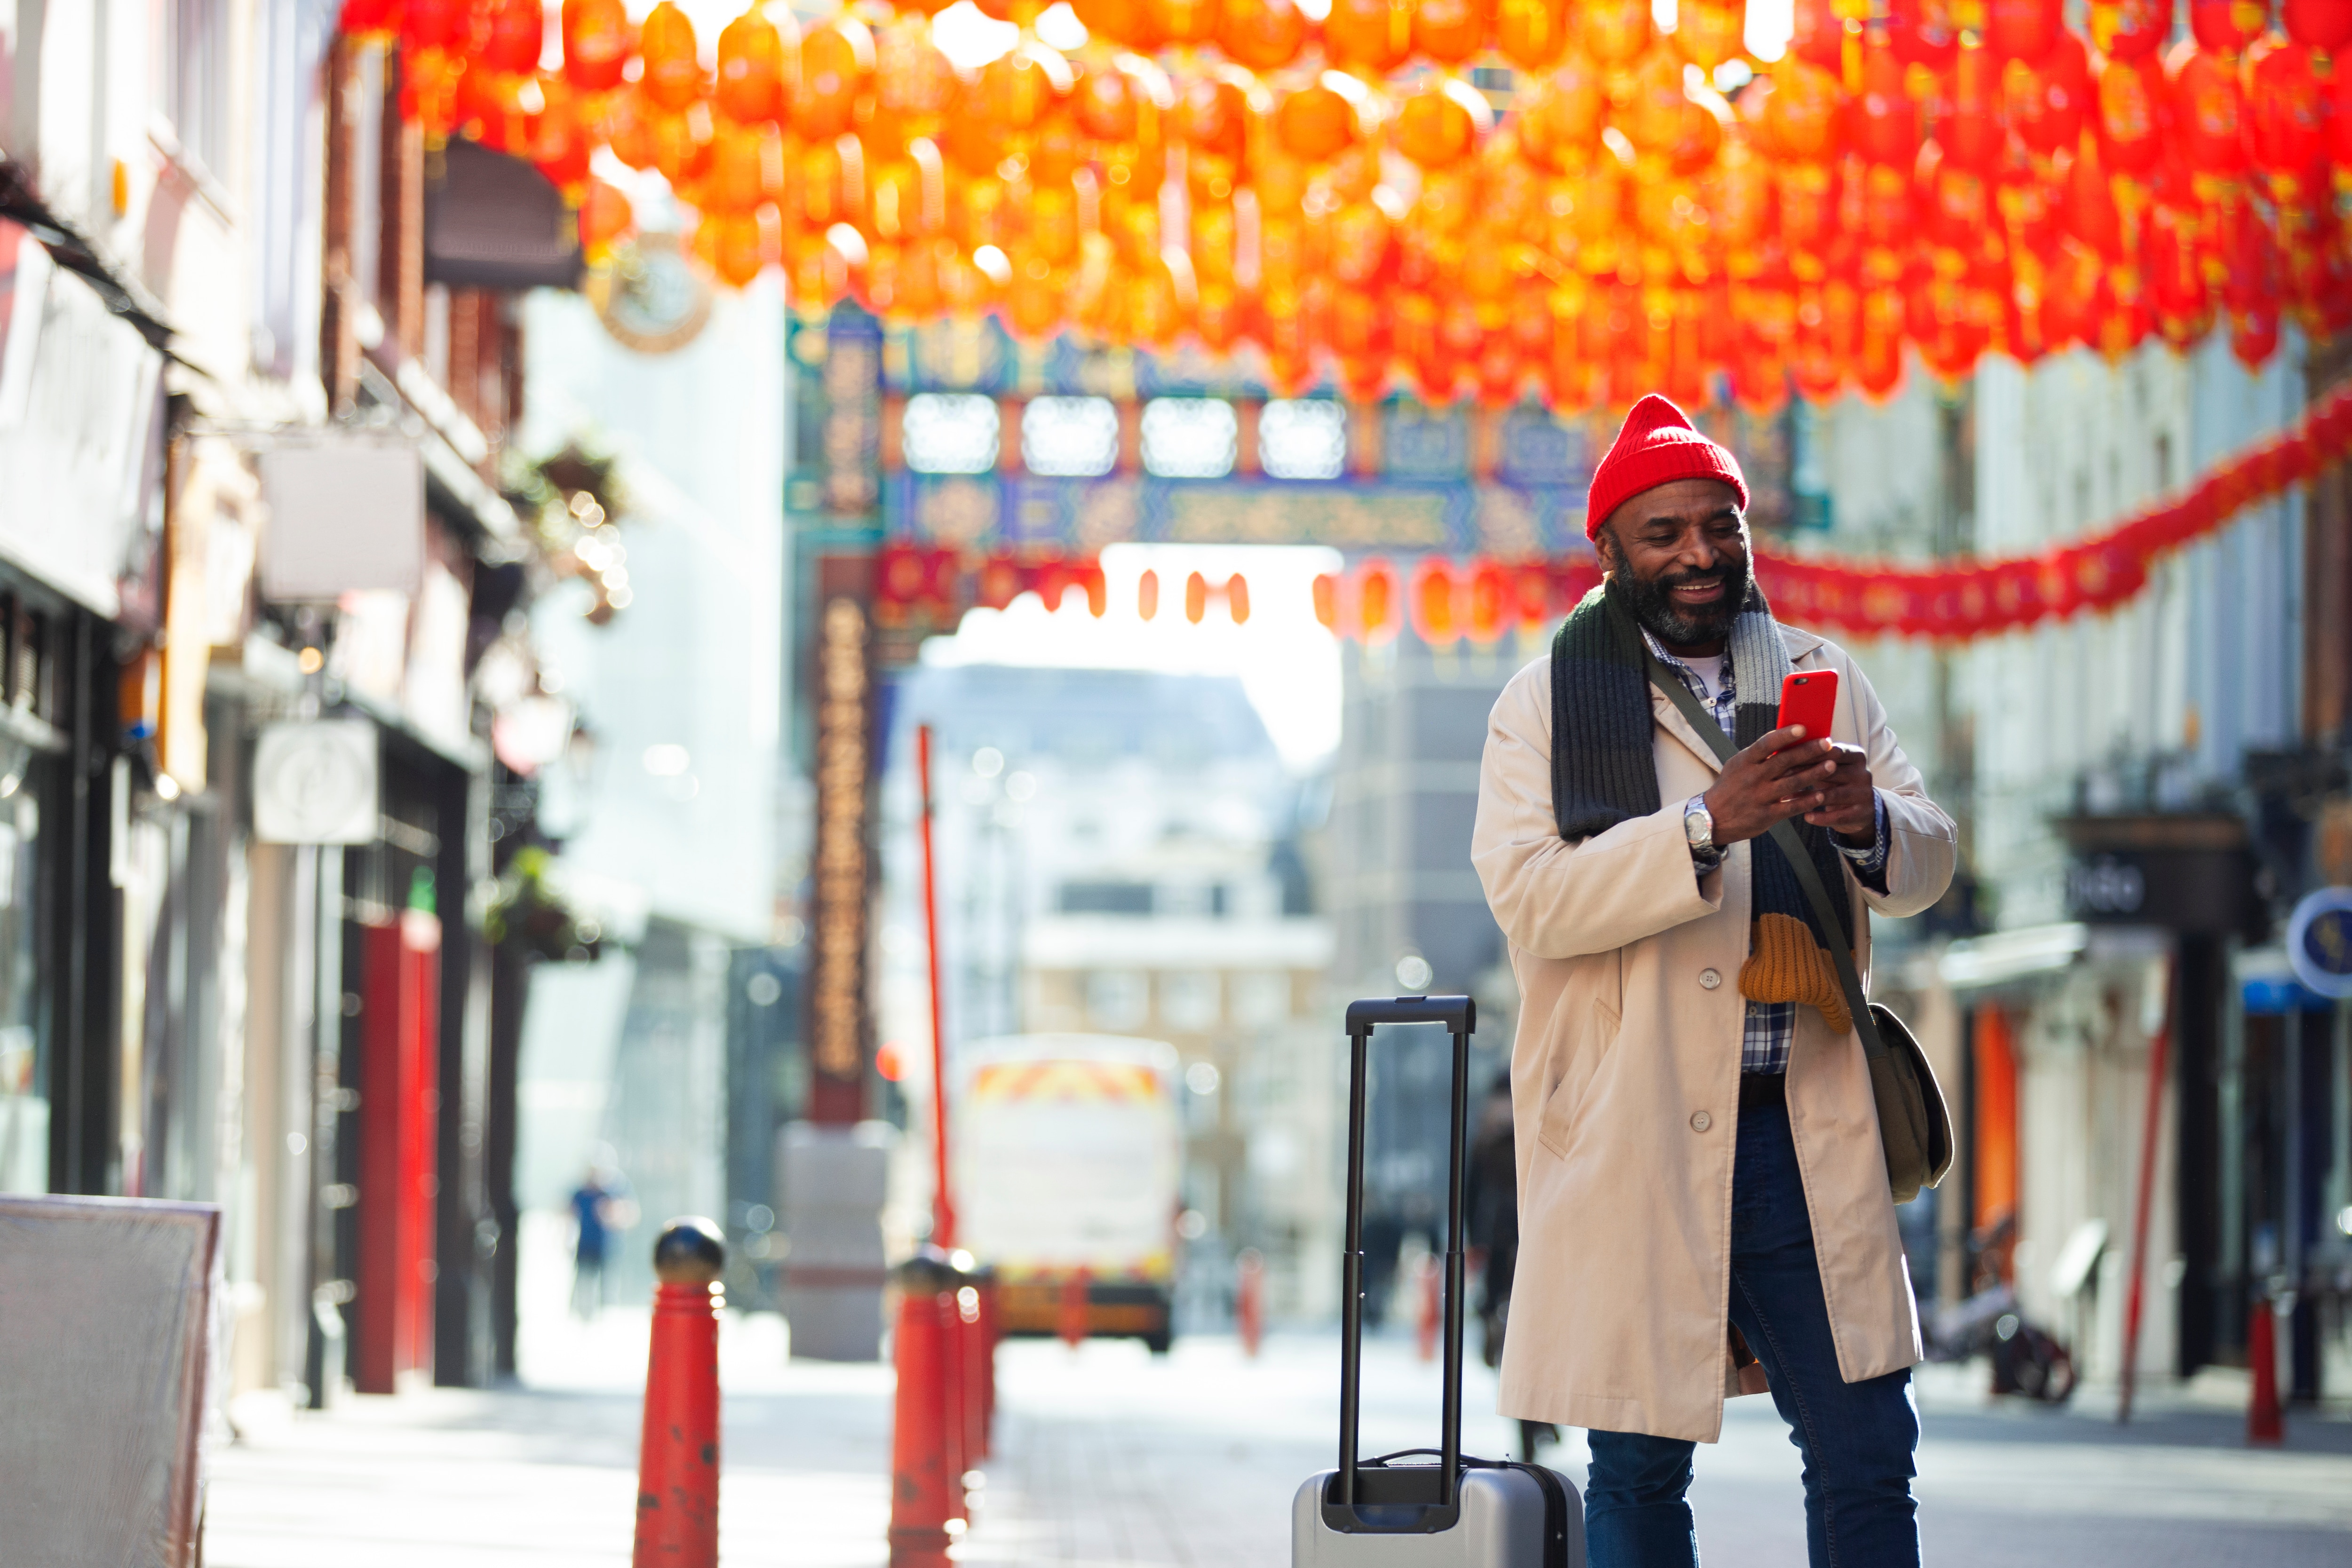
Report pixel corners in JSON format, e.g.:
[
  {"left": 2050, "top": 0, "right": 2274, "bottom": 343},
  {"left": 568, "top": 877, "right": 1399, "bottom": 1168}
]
[{"left": 205, "top": 1314, "right": 2352, "bottom": 1567}]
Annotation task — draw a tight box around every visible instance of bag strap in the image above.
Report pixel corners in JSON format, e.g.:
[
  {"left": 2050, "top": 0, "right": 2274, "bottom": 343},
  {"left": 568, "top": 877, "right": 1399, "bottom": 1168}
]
[{"left": 1642, "top": 657, "right": 1886, "bottom": 1063}]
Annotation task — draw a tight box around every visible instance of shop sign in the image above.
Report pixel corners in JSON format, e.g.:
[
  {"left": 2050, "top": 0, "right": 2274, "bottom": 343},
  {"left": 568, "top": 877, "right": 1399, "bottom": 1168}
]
[
  {"left": 0, "top": 225, "right": 165, "bottom": 617},
  {"left": 2058, "top": 815, "right": 2265, "bottom": 938},
  {"left": 805, "top": 583, "right": 873, "bottom": 1122},
  {"left": 2286, "top": 888, "right": 2352, "bottom": 1001},
  {"left": 254, "top": 721, "right": 380, "bottom": 845}
]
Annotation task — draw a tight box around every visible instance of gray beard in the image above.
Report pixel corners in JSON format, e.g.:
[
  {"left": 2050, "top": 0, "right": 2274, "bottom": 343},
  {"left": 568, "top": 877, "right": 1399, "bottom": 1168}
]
[{"left": 1605, "top": 544, "right": 1753, "bottom": 649}]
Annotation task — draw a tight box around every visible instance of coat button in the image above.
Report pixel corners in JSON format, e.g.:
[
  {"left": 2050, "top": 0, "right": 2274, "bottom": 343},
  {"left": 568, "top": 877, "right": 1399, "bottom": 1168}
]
[
  {"left": 1690, "top": 1111, "right": 1713, "bottom": 1132},
  {"left": 1699, "top": 968, "right": 1723, "bottom": 990}
]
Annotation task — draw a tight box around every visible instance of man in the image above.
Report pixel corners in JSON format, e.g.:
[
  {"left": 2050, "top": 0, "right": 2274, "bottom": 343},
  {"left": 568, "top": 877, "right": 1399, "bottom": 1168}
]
[{"left": 1471, "top": 395, "right": 1955, "bottom": 1568}]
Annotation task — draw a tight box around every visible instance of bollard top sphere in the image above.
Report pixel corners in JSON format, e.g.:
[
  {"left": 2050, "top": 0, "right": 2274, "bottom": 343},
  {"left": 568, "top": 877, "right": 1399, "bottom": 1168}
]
[
  {"left": 652, "top": 1216, "right": 727, "bottom": 1284},
  {"left": 894, "top": 1243, "right": 959, "bottom": 1296}
]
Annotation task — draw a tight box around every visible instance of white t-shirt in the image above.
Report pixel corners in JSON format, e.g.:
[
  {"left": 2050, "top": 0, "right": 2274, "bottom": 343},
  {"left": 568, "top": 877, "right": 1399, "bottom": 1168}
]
[{"left": 1684, "top": 652, "right": 1727, "bottom": 701}]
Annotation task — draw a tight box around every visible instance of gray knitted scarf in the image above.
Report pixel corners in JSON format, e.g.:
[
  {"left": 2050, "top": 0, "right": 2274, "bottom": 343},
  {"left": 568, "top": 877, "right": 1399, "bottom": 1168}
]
[{"left": 1549, "top": 578, "right": 1857, "bottom": 1033}]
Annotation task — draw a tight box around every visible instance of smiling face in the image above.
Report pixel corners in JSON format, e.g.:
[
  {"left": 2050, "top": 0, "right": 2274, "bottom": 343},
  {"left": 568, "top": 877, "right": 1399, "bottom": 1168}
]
[{"left": 1596, "top": 476, "right": 1753, "bottom": 655}]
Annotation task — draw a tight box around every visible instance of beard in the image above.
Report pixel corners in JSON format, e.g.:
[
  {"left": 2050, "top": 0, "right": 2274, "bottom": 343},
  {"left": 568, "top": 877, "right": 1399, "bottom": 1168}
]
[{"left": 1602, "top": 529, "right": 1753, "bottom": 647}]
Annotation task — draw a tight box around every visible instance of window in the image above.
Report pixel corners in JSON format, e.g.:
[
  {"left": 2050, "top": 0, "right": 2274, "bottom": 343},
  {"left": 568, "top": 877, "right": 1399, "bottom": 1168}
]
[
  {"left": 903, "top": 393, "right": 1000, "bottom": 473},
  {"left": 1022, "top": 396, "right": 1119, "bottom": 476},
  {"left": 1140, "top": 398, "right": 1238, "bottom": 479},
  {"left": 1060, "top": 880, "right": 1153, "bottom": 915},
  {"left": 1261, "top": 399, "right": 1347, "bottom": 480},
  {"left": 1086, "top": 970, "right": 1150, "bottom": 1031},
  {"left": 167, "top": 0, "right": 230, "bottom": 174},
  {"left": 1161, "top": 972, "right": 1222, "bottom": 1032},
  {"left": 1232, "top": 972, "right": 1290, "bottom": 1029}
]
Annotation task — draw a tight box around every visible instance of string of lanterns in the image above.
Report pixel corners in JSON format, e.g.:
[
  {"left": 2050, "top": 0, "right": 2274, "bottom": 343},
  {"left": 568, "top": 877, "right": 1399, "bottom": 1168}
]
[
  {"left": 875, "top": 377, "right": 2352, "bottom": 638},
  {"left": 341, "top": 0, "right": 2352, "bottom": 409},
  {"left": 1326, "top": 378, "right": 2352, "bottom": 639}
]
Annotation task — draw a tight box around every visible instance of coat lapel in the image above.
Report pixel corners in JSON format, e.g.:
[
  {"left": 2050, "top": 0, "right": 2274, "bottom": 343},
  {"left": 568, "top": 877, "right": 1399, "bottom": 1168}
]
[{"left": 1649, "top": 685, "right": 1727, "bottom": 776}]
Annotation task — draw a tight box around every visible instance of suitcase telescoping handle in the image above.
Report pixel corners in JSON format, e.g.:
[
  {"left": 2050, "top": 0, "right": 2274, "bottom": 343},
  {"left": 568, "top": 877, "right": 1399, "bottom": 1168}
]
[{"left": 1336, "top": 994, "right": 1476, "bottom": 1518}]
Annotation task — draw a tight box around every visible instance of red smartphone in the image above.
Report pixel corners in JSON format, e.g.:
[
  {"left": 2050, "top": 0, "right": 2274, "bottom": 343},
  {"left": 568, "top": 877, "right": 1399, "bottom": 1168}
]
[{"left": 1776, "top": 669, "right": 1840, "bottom": 745}]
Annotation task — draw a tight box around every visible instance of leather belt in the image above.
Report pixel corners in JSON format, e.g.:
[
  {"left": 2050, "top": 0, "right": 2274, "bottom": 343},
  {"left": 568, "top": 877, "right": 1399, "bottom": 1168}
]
[{"left": 1738, "top": 1072, "right": 1788, "bottom": 1111}]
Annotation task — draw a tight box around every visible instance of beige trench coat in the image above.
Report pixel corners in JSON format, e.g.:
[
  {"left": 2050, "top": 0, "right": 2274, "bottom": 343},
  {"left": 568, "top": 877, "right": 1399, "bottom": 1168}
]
[{"left": 1471, "top": 625, "right": 1956, "bottom": 1443}]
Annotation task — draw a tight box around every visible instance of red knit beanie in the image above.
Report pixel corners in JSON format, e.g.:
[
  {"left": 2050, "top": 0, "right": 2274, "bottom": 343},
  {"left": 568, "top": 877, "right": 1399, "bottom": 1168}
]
[{"left": 1584, "top": 394, "right": 1750, "bottom": 542}]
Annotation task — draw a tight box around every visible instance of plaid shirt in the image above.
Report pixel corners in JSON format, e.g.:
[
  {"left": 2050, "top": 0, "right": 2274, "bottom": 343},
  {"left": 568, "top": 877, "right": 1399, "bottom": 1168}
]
[{"left": 1645, "top": 635, "right": 1887, "bottom": 1075}]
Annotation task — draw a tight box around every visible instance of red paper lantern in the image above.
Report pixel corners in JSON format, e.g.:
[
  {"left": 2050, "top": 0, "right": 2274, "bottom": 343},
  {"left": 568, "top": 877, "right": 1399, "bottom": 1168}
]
[
  {"left": 1790, "top": 0, "right": 1846, "bottom": 73},
  {"left": 717, "top": 7, "right": 794, "bottom": 126},
  {"left": 340, "top": 0, "right": 401, "bottom": 39},
  {"left": 1276, "top": 79, "right": 1361, "bottom": 162},
  {"left": 2169, "top": 40, "right": 2249, "bottom": 177},
  {"left": 1466, "top": 559, "right": 1513, "bottom": 642},
  {"left": 2190, "top": 0, "right": 2270, "bottom": 55},
  {"left": 1947, "top": 39, "right": 2007, "bottom": 171},
  {"left": 1986, "top": 0, "right": 2063, "bottom": 63},
  {"left": 1889, "top": 0, "right": 1960, "bottom": 70},
  {"left": 1758, "top": 58, "right": 1847, "bottom": 163},
  {"left": 1496, "top": 0, "right": 1570, "bottom": 69},
  {"left": 1147, "top": 0, "right": 1220, "bottom": 46},
  {"left": 1414, "top": 0, "right": 1485, "bottom": 63},
  {"left": 1218, "top": 0, "right": 1310, "bottom": 69},
  {"left": 401, "top": 0, "right": 470, "bottom": 52},
  {"left": 1676, "top": 1, "right": 1748, "bottom": 71},
  {"left": 1356, "top": 558, "right": 1401, "bottom": 642},
  {"left": 1409, "top": 556, "right": 1461, "bottom": 645},
  {"left": 2008, "top": 30, "right": 2091, "bottom": 157},
  {"left": 2092, "top": 0, "right": 2173, "bottom": 59},
  {"left": 580, "top": 176, "right": 633, "bottom": 256},
  {"left": 2244, "top": 38, "right": 2329, "bottom": 182},
  {"left": 1392, "top": 78, "right": 1486, "bottom": 166},
  {"left": 2284, "top": 0, "right": 2352, "bottom": 48},
  {"left": 561, "top": 0, "right": 633, "bottom": 93},
  {"left": 530, "top": 75, "right": 593, "bottom": 192},
  {"left": 1323, "top": 0, "right": 1414, "bottom": 71},
  {"left": 1853, "top": 39, "right": 1921, "bottom": 167},
  {"left": 1578, "top": 0, "right": 1656, "bottom": 65},
  {"left": 795, "top": 18, "right": 876, "bottom": 141},
  {"left": 481, "top": 0, "right": 543, "bottom": 73},
  {"left": 639, "top": 2, "right": 705, "bottom": 113},
  {"left": 2096, "top": 52, "right": 2167, "bottom": 175}
]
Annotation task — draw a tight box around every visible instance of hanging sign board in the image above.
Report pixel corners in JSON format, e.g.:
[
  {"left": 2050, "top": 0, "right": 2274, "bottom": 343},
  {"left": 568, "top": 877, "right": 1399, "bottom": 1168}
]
[
  {"left": 254, "top": 720, "right": 380, "bottom": 845},
  {"left": 2286, "top": 888, "right": 2352, "bottom": 1001}
]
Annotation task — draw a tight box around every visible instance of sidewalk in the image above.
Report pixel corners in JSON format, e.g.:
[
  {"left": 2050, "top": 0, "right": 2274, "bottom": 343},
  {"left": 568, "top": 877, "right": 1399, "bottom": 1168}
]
[{"left": 206, "top": 1324, "right": 2352, "bottom": 1568}]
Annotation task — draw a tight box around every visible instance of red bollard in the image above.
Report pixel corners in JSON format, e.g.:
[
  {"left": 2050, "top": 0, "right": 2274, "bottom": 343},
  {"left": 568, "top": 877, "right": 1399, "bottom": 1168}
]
[
  {"left": 888, "top": 1251, "right": 961, "bottom": 1568},
  {"left": 1058, "top": 1267, "right": 1091, "bottom": 1349},
  {"left": 975, "top": 1268, "right": 1000, "bottom": 1452},
  {"left": 1235, "top": 1248, "right": 1265, "bottom": 1359},
  {"left": 954, "top": 1257, "right": 992, "bottom": 1465},
  {"left": 2248, "top": 1294, "right": 2285, "bottom": 1444},
  {"left": 634, "top": 1218, "right": 725, "bottom": 1568},
  {"left": 1414, "top": 1252, "right": 1441, "bottom": 1363}
]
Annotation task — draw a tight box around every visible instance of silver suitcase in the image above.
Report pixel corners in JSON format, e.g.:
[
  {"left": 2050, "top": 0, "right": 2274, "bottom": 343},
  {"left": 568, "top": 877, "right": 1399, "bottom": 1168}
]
[{"left": 1290, "top": 995, "right": 1584, "bottom": 1568}]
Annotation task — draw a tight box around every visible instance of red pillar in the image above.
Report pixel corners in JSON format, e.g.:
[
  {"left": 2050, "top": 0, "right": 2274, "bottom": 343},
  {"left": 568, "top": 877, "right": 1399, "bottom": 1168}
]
[
  {"left": 634, "top": 1219, "right": 725, "bottom": 1567},
  {"left": 1236, "top": 1248, "right": 1265, "bottom": 1359},
  {"left": 2248, "top": 1294, "right": 2285, "bottom": 1445},
  {"left": 354, "top": 910, "right": 440, "bottom": 1394},
  {"left": 889, "top": 1251, "right": 961, "bottom": 1568}
]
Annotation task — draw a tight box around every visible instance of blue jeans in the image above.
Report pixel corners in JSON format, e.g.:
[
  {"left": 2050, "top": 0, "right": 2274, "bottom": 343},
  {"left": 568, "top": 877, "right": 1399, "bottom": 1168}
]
[{"left": 1585, "top": 1099, "right": 1919, "bottom": 1568}]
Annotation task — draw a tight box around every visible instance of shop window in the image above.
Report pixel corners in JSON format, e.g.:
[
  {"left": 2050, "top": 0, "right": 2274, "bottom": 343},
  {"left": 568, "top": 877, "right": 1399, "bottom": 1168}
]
[
  {"left": 1161, "top": 971, "right": 1221, "bottom": 1032},
  {"left": 1086, "top": 969, "right": 1150, "bottom": 1031},
  {"left": 903, "top": 394, "right": 1000, "bottom": 474},
  {"left": 1022, "top": 396, "right": 1119, "bottom": 476},
  {"left": 1261, "top": 399, "right": 1347, "bottom": 480},
  {"left": 1140, "top": 398, "right": 1237, "bottom": 479}
]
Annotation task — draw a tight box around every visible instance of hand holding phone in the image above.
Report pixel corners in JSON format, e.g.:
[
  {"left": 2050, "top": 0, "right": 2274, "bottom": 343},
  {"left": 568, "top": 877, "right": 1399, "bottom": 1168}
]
[{"left": 1775, "top": 670, "right": 1839, "bottom": 746}]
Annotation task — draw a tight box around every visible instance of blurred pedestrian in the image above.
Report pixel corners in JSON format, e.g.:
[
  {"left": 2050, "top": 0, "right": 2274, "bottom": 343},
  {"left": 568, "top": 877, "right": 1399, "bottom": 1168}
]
[
  {"left": 1472, "top": 395, "right": 1956, "bottom": 1568},
  {"left": 1466, "top": 1069, "right": 1559, "bottom": 1462},
  {"left": 570, "top": 1167, "right": 615, "bottom": 1319}
]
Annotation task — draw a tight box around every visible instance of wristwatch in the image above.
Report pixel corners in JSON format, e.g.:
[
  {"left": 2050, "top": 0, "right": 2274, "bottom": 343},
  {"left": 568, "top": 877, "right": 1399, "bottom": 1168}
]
[{"left": 1684, "top": 794, "right": 1724, "bottom": 871}]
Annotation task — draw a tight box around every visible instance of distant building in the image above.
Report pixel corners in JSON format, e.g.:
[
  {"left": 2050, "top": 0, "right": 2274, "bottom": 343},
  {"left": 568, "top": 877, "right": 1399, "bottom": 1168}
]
[{"left": 883, "top": 665, "right": 1339, "bottom": 1321}]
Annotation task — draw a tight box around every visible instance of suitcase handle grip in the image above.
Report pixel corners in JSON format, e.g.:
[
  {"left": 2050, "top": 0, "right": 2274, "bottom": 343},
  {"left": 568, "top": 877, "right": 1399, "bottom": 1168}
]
[
  {"left": 1336, "top": 998, "right": 1475, "bottom": 1517},
  {"left": 1344, "top": 995, "right": 1476, "bottom": 1034}
]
